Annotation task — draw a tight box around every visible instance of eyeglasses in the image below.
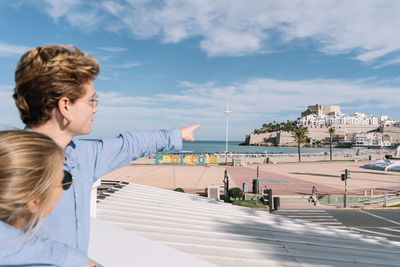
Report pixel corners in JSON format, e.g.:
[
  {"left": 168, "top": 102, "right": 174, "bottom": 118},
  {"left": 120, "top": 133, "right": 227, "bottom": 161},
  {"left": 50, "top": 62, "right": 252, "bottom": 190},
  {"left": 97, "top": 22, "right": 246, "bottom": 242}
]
[
  {"left": 62, "top": 170, "right": 74, "bottom": 191},
  {"left": 89, "top": 94, "right": 99, "bottom": 108},
  {"left": 78, "top": 94, "right": 99, "bottom": 108}
]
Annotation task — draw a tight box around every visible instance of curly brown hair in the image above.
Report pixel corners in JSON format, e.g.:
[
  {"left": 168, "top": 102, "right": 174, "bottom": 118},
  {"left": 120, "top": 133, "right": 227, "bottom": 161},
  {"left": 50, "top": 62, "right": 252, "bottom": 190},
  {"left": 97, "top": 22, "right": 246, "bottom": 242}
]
[{"left": 13, "top": 45, "right": 100, "bottom": 127}]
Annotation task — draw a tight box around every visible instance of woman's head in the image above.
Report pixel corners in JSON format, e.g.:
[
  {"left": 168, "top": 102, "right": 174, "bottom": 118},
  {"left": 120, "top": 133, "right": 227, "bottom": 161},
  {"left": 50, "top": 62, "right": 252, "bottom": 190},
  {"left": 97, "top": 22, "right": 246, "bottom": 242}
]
[{"left": 0, "top": 130, "right": 65, "bottom": 232}]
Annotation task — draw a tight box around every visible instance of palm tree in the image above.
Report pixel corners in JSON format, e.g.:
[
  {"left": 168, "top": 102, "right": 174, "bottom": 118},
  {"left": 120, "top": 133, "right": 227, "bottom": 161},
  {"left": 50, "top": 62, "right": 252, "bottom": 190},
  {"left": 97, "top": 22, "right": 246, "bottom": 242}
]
[
  {"left": 291, "top": 127, "right": 309, "bottom": 162},
  {"left": 328, "top": 127, "right": 335, "bottom": 161}
]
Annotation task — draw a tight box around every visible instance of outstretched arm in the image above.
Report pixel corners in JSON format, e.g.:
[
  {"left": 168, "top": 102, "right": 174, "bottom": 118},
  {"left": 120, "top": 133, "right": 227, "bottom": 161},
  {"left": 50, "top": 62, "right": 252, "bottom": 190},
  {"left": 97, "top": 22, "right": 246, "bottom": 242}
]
[{"left": 80, "top": 125, "right": 200, "bottom": 181}]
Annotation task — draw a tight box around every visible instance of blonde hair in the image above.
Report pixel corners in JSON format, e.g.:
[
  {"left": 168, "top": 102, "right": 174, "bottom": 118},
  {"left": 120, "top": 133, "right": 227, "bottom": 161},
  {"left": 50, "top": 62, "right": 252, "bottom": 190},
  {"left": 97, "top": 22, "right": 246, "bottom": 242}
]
[
  {"left": 13, "top": 45, "right": 99, "bottom": 127},
  {"left": 0, "top": 130, "right": 64, "bottom": 234}
]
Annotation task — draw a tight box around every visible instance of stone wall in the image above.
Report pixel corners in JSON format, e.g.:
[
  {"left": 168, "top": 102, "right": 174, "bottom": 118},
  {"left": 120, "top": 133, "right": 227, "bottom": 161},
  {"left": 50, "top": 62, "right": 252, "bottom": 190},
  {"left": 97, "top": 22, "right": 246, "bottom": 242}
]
[
  {"left": 276, "top": 131, "right": 297, "bottom": 146},
  {"left": 307, "top": 125, "right": 379, "bottom": 140},
  {"left": 383, "top": 126, "right": 400, "bottom": 142},
  {"left": 247, "top": 132, "right": 278, "bottom": 145},
  {"left": 247, "top": 131, "right": 299, "bottom": 146}
]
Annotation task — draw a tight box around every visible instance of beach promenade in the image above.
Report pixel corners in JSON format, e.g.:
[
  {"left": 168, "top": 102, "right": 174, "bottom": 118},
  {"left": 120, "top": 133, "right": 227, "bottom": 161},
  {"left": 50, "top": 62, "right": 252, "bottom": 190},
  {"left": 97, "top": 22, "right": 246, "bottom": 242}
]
[
  {"left": 101, "top": 157, "right": 400, "bottom": 209},
  {"left": 229, "top": 161, "right": 400, "bottom": 195}
]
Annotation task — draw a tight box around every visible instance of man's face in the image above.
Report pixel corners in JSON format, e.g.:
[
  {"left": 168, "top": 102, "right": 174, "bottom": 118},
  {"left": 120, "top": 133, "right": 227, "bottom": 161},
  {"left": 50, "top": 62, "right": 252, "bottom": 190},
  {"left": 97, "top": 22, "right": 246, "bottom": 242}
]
[{"left": 68, "top": 80, "right": 98, "bottom": 136}]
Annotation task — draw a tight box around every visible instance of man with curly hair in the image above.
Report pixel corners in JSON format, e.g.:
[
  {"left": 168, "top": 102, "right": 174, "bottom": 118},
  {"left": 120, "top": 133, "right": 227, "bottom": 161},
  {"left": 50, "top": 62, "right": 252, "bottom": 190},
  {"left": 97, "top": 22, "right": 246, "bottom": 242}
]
[{"left": 9, "top": 45, "right": 199, "bottom": 266}]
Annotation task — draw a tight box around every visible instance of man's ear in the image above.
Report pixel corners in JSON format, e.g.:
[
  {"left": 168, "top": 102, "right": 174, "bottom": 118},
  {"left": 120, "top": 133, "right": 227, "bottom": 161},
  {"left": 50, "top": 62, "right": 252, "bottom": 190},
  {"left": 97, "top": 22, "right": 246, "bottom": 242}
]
[
  {"left": 58, "top": 97, "right": 74, "bottom": 122},
  {"left": 26, "top": 197, "right": 41, "bottom": 214}
]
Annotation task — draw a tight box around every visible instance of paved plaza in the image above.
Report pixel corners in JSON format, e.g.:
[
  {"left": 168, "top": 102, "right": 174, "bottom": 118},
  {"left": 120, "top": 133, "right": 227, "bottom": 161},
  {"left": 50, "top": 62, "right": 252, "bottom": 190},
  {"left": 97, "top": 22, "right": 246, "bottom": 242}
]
[{"left": 102, "top": 160, "right": 400, "bottom": 198}]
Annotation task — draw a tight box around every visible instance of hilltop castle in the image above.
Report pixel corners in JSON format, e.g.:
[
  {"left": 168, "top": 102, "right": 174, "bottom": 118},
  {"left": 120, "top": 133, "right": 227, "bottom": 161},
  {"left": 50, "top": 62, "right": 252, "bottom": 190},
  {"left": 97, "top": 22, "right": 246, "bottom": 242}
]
[
  {"left": 244, "top": 104, "right": 400, "bottom": 148},
  {"left": 301, "top": 104, "right": 341, "bottom": 117}
]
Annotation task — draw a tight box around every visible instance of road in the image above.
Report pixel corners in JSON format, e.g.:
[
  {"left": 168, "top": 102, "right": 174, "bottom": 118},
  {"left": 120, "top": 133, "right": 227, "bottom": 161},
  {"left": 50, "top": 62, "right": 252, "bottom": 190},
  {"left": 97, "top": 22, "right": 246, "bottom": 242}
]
[{"left": 274, "top": 209, "right": 400, "bottom": 242}]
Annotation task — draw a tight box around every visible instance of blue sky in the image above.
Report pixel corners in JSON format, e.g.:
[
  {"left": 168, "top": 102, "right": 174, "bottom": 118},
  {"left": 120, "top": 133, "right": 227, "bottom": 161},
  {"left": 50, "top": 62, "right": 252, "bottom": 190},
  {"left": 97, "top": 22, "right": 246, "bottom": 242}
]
[{"left": 0, "top": 0, "right": 399, "bottom": 141}]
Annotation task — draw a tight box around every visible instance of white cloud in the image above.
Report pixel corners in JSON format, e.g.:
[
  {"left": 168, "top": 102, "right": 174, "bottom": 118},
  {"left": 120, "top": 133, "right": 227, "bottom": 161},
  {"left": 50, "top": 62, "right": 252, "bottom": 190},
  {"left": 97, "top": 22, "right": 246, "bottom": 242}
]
[
  {"left": 111, "top": 62, "right": 142, "bottom": 69},
  {"left": 98, "top": 91, "right": 154, "bottom": 106},
  {"left": 1, "top": 74, "right": 398, "bottom": 139},
  {"left": 38, "top": 0, "right": 400, "bottom": 63},
  {"left": 169, "top": 78, "right": 400, "bottom": 114},
  {"left": 42, "top": 0, "right": 102, "bottom": 30},
  {"left": 200, "top": 30, "right": 262, "bottom": 57},
  {"left": 42, "top": 0, "right": 81, "bottom": 19},
  {"left": 91, "top": 77, "right": 400, "bottom": 139},
  {"left": 178, "top": 81, "right": 216, "bottom": 89},
  {"left": 103, "top": 62, "right": 142, "bottom": 69},
  {"left": 131, "top": 77, "right": 400, "bottom": 115},
  {"left": 97, "top": 75, "right": 112, "bottom": 81},
  {"left": 0, "top": 90, "right": 23, "bottom": 129},
  {"left": 0, "top": 42, "right": 31, "bottom": 57},
  {"left": 97, "top": 47, "right": 127, "bottom": 53},
  {"left": 374, "top": 57, "right": 400, "bottom": 69}
]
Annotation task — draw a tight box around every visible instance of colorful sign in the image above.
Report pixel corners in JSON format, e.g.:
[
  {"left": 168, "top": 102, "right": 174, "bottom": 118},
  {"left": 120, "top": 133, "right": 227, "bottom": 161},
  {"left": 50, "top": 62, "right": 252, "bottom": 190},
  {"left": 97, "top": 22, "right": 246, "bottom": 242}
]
[{"left": 155, "top": 154, "right": 218, "bottom": 165}]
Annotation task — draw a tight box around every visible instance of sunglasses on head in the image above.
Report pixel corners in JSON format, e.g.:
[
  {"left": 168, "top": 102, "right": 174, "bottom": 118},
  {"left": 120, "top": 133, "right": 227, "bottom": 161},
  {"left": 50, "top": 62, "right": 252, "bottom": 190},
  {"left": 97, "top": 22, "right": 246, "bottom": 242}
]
[{"left": 62, "top": 170, "right": 74, "bottom": 191}]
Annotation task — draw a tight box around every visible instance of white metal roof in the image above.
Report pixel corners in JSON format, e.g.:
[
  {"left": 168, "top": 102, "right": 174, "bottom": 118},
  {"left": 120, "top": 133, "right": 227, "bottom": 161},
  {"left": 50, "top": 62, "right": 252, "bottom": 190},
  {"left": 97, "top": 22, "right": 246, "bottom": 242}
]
[
  {"left": 88, "top": 217, "right": 216, "bottom": 267},
  {"left": 95, "top": 183, "right": 400, "bottom": 267}
]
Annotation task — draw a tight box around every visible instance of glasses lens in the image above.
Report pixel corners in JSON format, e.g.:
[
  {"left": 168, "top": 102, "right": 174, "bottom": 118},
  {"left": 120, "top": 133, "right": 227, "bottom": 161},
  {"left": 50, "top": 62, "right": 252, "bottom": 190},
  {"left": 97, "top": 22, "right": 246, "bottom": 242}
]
[
  {"left": 62, "top": 170, "right": 73, "bottom": 190},
  {"left": 92, "top": 95, "right": 99, "bottom": 107}
]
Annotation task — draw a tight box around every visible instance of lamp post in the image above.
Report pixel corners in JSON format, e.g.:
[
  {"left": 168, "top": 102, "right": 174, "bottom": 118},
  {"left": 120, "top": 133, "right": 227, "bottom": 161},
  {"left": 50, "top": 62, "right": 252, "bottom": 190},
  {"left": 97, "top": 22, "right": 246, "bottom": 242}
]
[{"left": 224, "top": 100, "right": 234, "bottom": 163}]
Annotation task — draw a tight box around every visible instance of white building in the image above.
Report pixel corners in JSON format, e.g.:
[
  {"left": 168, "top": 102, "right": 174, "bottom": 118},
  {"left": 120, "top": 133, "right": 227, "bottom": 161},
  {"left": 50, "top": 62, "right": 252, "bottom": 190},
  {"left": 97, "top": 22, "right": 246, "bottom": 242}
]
[
  {"left": 354, "top": 133, "right": 383, "bottom": 147},
  {"left": 297, "top": 106, "right": 398, "bottom": 128}
]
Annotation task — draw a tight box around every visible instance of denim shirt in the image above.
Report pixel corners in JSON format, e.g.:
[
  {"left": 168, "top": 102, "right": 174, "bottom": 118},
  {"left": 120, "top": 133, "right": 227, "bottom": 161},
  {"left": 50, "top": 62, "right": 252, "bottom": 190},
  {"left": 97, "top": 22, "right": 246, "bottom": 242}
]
[
  {"left": 0, "top": 128, "right": 181, "bottom": 266},
  {"left": 37, "top": 129, "right": 182, "bottom": 253},
  {"left": 0, "top": 221, "right": 87, "bottom": 266}
]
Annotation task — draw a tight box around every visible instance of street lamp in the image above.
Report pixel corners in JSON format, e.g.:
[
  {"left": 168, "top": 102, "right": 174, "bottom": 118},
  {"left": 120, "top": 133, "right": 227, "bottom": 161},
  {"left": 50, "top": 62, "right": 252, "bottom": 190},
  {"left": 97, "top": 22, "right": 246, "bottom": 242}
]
[{"left": 223, "top": 100, "right": 234, "bottom": 155}]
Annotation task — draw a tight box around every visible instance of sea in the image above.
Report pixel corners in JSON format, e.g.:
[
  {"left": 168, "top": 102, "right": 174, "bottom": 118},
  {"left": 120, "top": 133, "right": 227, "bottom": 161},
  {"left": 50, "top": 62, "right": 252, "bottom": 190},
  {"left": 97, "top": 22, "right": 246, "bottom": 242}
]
[{"left": 182, "top": 140, "right": 384, "bottom": 155}]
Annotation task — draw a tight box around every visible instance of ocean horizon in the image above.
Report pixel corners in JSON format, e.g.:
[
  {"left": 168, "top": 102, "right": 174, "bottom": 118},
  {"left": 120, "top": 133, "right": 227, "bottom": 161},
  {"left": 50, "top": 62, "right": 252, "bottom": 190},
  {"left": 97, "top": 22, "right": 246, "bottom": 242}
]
[{"left": 182, "top": 140, "right": 378, "bottom": 154}]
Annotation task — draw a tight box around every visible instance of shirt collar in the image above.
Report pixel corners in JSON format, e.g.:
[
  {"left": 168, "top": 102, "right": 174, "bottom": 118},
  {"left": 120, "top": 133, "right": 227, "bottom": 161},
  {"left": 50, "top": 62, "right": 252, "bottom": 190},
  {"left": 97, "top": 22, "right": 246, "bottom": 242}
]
[{"left": 65, "top": 137, "right": 79, "bottom": 168}]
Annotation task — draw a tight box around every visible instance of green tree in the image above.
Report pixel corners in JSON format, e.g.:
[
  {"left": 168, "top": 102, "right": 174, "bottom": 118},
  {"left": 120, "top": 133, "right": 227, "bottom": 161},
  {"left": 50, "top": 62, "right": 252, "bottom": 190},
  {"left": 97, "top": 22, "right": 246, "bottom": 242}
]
[
  {"left": 174, "top": 188, "right": 185, "bottom": 193},
  {"left": 291, "top": 127, "right": 309, "bottom": 162},
  {"left": 256, "top": 120, "right": 298, "bottom": 134},
  {"left": 228, "top": 187, "right": 243, "bottom": 202},
  {"left": 328, "top": 127, "right": 335, "bottom": 161}
]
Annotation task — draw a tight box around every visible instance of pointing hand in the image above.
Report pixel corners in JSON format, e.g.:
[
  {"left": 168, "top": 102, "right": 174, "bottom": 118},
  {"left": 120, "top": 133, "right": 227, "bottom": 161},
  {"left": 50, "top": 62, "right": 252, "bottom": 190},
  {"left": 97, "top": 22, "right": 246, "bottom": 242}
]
[{"left": 180, "top": 124, "right": 200, "bottom": 142}]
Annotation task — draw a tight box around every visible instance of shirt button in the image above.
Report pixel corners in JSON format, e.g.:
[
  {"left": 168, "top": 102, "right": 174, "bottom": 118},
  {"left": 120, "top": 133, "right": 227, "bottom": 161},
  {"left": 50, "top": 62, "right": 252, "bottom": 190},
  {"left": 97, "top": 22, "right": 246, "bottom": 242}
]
[
  {"left": 77, "top": 222, "right": 80, "bottom": 227},
  {"left": 76, "top": 193, "right": 79, "bottom": 198}
]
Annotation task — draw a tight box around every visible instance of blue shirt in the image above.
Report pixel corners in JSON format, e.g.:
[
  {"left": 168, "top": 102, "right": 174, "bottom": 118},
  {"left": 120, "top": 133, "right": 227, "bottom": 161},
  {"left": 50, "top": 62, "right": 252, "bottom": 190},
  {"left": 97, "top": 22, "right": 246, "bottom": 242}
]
[
  {"left": 0, "top": 221, "right": 87, "bottom": 266},
  {"left": 0, "top": 128, "right": 181, "bottom": 266},
  {"left": 37, "top": 129, "right": 182, "bottom": 253}
]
